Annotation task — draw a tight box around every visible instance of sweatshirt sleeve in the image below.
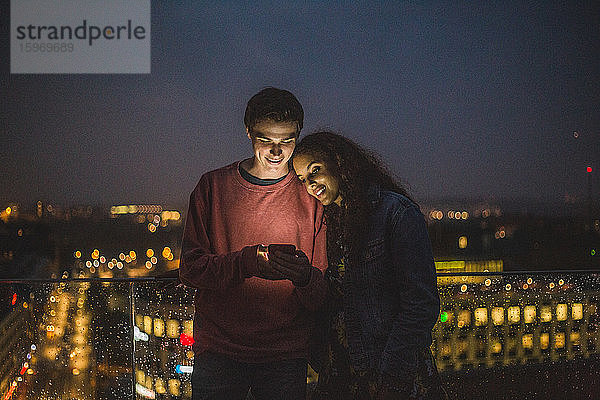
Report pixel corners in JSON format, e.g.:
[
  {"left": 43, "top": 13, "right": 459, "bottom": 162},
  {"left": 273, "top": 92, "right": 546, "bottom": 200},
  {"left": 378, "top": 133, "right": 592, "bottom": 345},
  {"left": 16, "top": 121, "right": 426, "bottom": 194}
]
[
  {"left": 178, "top": 181, "right": 259, "bottom": 291},
  {"left": 294, "top": 205, "right": 328, "bottom": 311},
  {"left": 379, "top": 206, "right": 440, "bottom": 378}
]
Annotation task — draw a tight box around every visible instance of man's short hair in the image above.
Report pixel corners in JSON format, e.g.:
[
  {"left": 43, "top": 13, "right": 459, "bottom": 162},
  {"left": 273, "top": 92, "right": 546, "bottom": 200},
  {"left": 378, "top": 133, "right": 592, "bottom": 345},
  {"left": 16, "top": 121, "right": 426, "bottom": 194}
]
[{"left": 244, "top": 87, "right": 304, "bottom": 133}]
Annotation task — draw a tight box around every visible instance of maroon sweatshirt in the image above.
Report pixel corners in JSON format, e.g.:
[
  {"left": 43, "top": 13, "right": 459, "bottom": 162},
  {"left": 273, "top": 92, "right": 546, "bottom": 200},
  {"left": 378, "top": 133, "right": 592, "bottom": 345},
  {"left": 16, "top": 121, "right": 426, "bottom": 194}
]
[{"left": 179, "top": 161, "right": 328, "bottom": 362}]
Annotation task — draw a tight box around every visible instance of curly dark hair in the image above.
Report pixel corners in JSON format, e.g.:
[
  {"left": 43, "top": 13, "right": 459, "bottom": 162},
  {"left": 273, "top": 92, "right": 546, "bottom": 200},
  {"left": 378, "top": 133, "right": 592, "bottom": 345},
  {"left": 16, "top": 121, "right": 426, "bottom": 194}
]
[{"left": 294, "top": 131, "right": 413, "bottom": 264}]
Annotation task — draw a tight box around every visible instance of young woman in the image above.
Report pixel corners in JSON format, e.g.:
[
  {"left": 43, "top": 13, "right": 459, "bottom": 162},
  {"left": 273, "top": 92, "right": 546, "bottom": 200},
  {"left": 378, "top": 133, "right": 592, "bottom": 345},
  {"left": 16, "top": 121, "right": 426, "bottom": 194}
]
[{"left": 293, "top": 132, "right": 447, "bottom": 400}]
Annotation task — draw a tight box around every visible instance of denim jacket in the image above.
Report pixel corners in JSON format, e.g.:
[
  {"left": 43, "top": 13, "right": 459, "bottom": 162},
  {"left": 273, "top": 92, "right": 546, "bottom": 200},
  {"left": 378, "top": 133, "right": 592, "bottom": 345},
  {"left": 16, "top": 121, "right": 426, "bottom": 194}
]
[{"left": 341, "top": 187, "right": 440, "bottom": 379}]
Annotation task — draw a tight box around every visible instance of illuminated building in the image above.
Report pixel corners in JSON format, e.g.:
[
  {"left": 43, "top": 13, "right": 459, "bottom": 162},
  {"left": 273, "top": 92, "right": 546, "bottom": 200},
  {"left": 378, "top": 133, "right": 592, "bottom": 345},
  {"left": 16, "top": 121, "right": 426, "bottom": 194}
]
[
  {"left": 433, "top": 277, "right": 600, "bottom": 372},
  {"left": 435, "top": 259, "right": 503, "bottom": 285}
]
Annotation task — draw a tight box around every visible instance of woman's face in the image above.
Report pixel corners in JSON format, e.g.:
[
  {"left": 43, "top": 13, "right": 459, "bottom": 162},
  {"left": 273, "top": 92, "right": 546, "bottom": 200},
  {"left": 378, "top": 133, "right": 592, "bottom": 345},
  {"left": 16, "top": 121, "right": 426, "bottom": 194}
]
[{"left": 293, "top": 153, "right": 342, "bottom": 206}]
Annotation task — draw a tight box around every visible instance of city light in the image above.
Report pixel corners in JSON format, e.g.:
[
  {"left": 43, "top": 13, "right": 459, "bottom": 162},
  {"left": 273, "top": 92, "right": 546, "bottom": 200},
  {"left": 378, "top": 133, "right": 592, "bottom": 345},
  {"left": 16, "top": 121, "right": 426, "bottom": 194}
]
[
  {"left": 540, "top": 306, "right": 552, "bottom": 322},
  {"left": 440, "top": 312, "right": 449, "bottom": 323},
  {"left": 175, "top": 365, "right": 193, "bottom": 374},
  {"left": 508, "top": 306, "right": 520, "bottom": 323},
  {"left": 474, "top": 308, "right": 487, "bottom": 326},
  {"left": 135, "top": 383, "right": 156, "bottom": 399},
  {"left": 180, "top": 333, "right": 194, "bottom": 346},
  {"left": 134, "top": 326, "right": 149, "bottom": 342},
  {"left": 154, "top": 318, "right": 164, "bottom": 337},
  {"left": 524, "top": 306, "right": 536, "bottom": 323},
  {"left": 522, "top": 334, "right": 534, "bottom": 349},
  {"left": 540, "top": 333, "right": 550, "bottom": 350},
  {"left": 555, "top": 332, "right": 565, "bottom": 349},
  {"left": 167, "top": 320, "right": 180, "bottom": 338},
  {"left": 556, "top": 304, "right": 568, "bottom": 321},
  {"left": 492, "top": 307, "right": 504, "bottom": 325}
]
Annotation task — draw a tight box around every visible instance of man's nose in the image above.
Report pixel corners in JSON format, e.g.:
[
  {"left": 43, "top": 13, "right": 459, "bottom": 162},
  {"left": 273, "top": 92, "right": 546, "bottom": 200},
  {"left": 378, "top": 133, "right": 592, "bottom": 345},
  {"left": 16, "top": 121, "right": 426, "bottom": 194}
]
[{"left": 270, "top": 145, "right": 282, "bottom": 156}]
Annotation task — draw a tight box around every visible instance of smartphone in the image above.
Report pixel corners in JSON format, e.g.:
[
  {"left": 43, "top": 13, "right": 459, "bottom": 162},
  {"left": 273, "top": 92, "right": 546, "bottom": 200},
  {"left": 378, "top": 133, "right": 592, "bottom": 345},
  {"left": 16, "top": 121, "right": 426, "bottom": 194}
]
[{"left": 268, "top": 244, "right": 296, "bottom": 255}]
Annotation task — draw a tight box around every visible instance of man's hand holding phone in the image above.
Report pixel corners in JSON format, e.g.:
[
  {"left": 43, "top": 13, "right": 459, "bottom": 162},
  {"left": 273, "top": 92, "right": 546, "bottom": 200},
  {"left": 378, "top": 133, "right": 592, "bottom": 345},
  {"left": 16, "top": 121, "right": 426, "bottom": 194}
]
[{"left": 255, "top": 244, "right": 287, "bottom": 281}]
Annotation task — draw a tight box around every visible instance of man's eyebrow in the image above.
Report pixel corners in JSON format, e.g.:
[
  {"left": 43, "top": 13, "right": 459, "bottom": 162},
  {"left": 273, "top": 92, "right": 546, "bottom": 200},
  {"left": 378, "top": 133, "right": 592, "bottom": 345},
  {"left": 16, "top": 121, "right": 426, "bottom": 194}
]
[{"left": 253, "top": 132, "right": 297, "bottom": 140}]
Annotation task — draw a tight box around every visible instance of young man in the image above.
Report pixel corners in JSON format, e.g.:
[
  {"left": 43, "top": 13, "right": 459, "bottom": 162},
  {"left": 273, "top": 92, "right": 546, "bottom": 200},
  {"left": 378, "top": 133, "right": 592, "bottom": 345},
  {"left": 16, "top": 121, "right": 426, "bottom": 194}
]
[{"left": 179, "top": 87, "right": 327, "bottom": 400}]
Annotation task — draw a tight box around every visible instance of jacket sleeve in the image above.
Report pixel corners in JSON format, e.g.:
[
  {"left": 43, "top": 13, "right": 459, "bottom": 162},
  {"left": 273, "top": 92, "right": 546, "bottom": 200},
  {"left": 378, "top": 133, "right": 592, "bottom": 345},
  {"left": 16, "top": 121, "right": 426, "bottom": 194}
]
[
  {"left": 379, "top": 206, "right": 440, "bottom": 378},
  {"left": 178, "top": 182, "right": 260, "bottom": 291},
  {"left": 293, "top": 205, "right": 328, "bottom": 311}
]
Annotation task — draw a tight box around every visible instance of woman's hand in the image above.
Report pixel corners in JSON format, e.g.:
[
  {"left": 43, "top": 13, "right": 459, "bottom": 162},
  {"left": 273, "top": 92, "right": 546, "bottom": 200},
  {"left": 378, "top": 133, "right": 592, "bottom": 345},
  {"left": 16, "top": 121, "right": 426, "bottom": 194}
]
[{"left": 269, "top": 248, "right": 312, "bottom": 287}]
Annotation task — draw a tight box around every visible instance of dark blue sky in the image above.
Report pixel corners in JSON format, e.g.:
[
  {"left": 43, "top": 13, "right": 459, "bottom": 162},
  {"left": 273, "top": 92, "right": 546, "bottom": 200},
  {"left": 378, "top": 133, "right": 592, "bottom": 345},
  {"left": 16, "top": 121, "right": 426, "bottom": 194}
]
[{"left": 2, "top": 1, "right": 599, "bottom": 208}]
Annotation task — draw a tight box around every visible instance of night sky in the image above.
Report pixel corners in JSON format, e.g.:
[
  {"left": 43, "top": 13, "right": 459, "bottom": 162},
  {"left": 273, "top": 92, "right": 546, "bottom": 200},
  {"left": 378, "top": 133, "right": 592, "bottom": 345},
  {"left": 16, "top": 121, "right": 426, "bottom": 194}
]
[{"left": 1, "top": 1, "right": 599, "bottom": 209}]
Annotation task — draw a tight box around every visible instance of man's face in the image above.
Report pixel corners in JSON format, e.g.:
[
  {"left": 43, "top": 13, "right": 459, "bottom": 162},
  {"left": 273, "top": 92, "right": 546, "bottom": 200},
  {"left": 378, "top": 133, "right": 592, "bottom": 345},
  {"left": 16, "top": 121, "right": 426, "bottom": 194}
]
[{"left": 247, "top": 120, "right": 298, "bottom": 179}]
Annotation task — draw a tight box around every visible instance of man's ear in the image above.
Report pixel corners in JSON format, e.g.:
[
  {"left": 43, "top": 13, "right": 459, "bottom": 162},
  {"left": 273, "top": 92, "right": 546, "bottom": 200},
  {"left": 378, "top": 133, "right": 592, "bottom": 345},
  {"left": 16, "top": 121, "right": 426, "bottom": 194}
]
[{"left": 246, "top": 127, "right": 252, "bottom": 140}]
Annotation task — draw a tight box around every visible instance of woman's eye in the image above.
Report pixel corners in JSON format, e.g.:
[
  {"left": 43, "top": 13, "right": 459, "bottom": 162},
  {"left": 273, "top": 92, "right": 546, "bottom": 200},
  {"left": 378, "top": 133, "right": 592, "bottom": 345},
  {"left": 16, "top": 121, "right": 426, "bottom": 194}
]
[{"left": 311, "top": 166, "right": 320, "bottom": 174}]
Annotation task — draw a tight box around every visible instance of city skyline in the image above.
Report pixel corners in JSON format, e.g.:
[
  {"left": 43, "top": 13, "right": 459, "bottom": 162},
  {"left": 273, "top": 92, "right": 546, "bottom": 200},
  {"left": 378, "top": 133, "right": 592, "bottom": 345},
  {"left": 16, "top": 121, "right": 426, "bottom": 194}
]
[{"left": 1, "top": 1, "right": 599, "bottom": 207}]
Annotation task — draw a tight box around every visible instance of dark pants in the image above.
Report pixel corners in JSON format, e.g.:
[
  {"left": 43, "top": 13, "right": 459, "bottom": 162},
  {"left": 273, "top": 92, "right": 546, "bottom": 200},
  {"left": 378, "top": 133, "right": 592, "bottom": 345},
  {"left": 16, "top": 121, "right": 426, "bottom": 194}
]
[{"left": 192, "top": 352, "right": 308, "bottom": 400}]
